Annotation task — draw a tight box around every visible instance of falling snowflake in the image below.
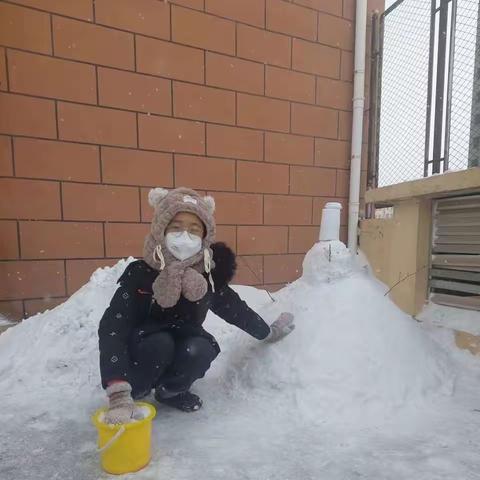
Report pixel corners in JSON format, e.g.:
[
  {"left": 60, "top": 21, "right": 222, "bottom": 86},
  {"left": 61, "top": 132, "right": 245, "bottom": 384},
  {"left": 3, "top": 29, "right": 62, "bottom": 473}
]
[
  {"left": 122, "top": 292, "right": 129, "bottom": 300},
  {"left": 109, "top": 331, "right": 117, "bottom": 336},
  {"left": 115, "top": 313, "right": 123, "bottom": 319},
  {"left": 111, "top": 356, "right": 118, "bottom": 363}
]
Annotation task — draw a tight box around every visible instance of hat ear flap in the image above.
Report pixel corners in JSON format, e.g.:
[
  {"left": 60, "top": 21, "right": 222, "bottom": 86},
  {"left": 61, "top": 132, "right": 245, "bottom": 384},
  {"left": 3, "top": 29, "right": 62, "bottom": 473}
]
[
  {"left": 203, "top": 195, "right": 215, "bottom": 214},
  {"left": 148, "top": 188, "right": 169, "bottom": 207}
]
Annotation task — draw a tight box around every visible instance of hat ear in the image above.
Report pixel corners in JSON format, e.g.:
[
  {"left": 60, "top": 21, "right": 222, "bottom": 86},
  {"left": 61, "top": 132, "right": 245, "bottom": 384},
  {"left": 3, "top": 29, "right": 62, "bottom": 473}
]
[
  {"left": 148, "top": 188, "right": 169, "bottom": 207},
  {"left": 203, "top": 195, "right": 215, "bottom": 214}
]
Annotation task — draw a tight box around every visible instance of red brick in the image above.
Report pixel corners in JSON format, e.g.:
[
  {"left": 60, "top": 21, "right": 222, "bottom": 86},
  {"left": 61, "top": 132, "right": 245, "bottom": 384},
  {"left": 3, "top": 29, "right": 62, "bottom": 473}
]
[
  {"left": 0, "top": 261, "right": 65, "bottom": 300},
  {"left": 15, "top": 138, "right": 100, "bottom": 182},
  {"left": 0, "top": 300, "right": 24, "bottom": 321},
  {"left": 95, "top": 0, "right": 169, "bottom": 38},
  {"left": 0, "top": 47, "right": 7, "bottom": 91},
  {"left": 264, "top": 195, "right": 312, "bottom": 225},
  {"left": 62, "top": 183, "right": 139, "bottom": 221},
  {"left": 293, "top": 0, "right": 342, "bottom": 15},
  {"left": 0, "top": 136, "right": 13, "bottom": 176},
  {"left": 336, "top": 169, "right": 349, "bottom": 197},
  {"left": 291, "top": 103, "right": 338, "bottom": 138},
  {"left": 343, "top": 0, "right": 354, "bottom": 19},
  {"left": 237, "top": 24, "right": 291, "bottom": 68},
  {"left": 169, "top": 0, "right": 204, "bottom": 9},
  {"left": 237, "top": 94, "right": 290, "bottom": 133},
  {"left": 263, "top": 283, "right": 285, "bottom": 292},
  {"left": 315, "top": 138, "right": 350, "bottom": 169},
  {"left": 289, "top": 226, "right": 319, "bottom": 253},
  {"left": 174, "top": 83, "right": 235, "bottom": 124},
  {"left": 265, "top": 132, "right": 313, "bottom": 165},
  {"left": 206, "top": 124, "right": 263, "bottom": 161},
  {"left": 102, "top": 147, "right": 173, "bottom": 187},
  {"left": 316, "top": 77, "right": 353, "bottom": 110},
  {"left": 292, "top": 38, "right": 339, "bottom": 78},
  {"left": 339, "top": 111, "right": 352, "bottom": 140},
  {"left": 267, "top": 0, "right": 317, "bottom": 41},
  {"left": 105, "top": 223, "right": 149, "bottom": 258},
  {"left": 237, "top": 161, "right": 289, "bottom": 194},
  {"left": 0, "top": 93, "right": 56, "bottom": 138},
  {"left": 237, "top": 226, "right": 288, "bottom": 255},
  {"left": 98, "top": 67, "right": 171, "bottom": 115},
  {"left": 172, "top": 6, "right": 235, "bottom": 55},
  {"left": 19, "top": 221, "right": 104, "bottom": 259},
  {"left": 24, "top": 297, "right": 67, "bottom": 318},
  {"left": 0, "top": 178, "right": 60, "bottom": 220},
  {"left": 233, "top": 255, "right": 263, "bottom": 285},
  {"left": 266, "top": 66, "right": 315, "bottom": 104},
  {"left": 175, "top": 154, "right": 235, "bottom": 191},
  {"left": 8, "top": 50, "right": 96, "bottom": 104},
  {"left": 264, "top": 254, "right": 303, "bottom": 283},
  {"left": 206, "top": 53, "right": 264, "bottom": 95},
  {"left": 290, "top": 166, "right": 336, "bottom": 196},
  {"left": 53, "top": 16, "right": 134, "bottom": 70},
  {"left": 0, "top": 3, "right": 52, "bottom": 54},
  {"left": 313, "top": 197, "right": 347, "bottom": 225},
  {"left": 139, "top": 114, "right": 205, "bottom": 154},
  {"left": 215, "top": 225, "right": 237, "bottom": 252},
  {"left": 341, "top": 50, "right": 354, "bottom": 81},
  {"left": 211, "top": 192, "right": 263, "bottom": 225},
  {"left": 205, "top": 0, "right": 264, "bottom": 27},
  {"left": 57, "top": 103, "right": 137, "bottom": 147},
  {"left": 66, "top": 258, "right": 117, "bottom": 295},
  {"left": 318, "top": 13, "right": 354, "bottom": 51},
  {"left": 0, "top": 221, "right": 19, "bottom": 259},
  {"left": 136, "top": 36, "right": 204, "bottom": 83},
  {"left": 368, "top": 0, "right": 385, "bottom": 14},
  {"left": 9, "top": 0, "right": 93, "bottom": 20}
]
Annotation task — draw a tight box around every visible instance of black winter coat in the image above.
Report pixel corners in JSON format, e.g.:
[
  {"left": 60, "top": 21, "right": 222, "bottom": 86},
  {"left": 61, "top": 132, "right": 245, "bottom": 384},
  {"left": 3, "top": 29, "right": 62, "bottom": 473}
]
[{"left": 98, "top": 243, "right": 271, "bottom": 388}]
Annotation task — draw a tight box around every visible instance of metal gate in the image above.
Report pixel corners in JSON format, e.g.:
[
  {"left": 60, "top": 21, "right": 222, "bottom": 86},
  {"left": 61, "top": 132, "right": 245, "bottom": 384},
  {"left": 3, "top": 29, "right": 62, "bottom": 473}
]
[{"left": 430, "top": 194, "right": 480, "bottom": 310}]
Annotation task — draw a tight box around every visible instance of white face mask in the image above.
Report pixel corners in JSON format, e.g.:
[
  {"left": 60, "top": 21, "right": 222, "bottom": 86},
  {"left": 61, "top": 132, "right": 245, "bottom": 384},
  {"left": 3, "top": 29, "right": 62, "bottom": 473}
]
[{"left": 165, "top": 231, "right": 202, "bottom": 261}]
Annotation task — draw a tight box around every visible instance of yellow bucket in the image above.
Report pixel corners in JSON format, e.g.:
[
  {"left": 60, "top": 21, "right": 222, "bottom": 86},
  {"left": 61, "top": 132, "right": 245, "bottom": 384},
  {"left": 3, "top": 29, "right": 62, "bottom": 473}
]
[{"left": 92, "top": 402, "right": 156, "bottom": 475}]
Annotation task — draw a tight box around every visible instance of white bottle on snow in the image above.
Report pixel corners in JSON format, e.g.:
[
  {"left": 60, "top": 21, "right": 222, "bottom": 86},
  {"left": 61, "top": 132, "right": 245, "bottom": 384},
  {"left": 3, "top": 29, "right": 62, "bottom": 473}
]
[{"left": 319, "top": 202, "right": 342, "bottom": 242}]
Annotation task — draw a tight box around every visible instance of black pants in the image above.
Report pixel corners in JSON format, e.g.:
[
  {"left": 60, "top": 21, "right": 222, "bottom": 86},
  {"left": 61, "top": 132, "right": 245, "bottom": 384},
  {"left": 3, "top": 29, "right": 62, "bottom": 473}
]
[{"left": 129, "top": 331, "right": 218, "bottom": 399}]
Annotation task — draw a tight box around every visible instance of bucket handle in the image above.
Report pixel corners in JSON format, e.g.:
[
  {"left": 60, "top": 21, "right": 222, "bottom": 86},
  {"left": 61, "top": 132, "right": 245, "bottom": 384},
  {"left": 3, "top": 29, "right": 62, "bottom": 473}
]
[{"left": 97, "top": 425, "right": 126, "bottom": 454}]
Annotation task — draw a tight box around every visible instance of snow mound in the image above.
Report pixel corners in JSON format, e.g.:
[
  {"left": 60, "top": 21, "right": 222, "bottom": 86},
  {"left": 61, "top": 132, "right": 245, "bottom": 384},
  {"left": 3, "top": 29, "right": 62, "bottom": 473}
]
[
  {"left": 210, "top": 242, "right": 455, "bottom": 423},
  {"left": 0, "top": 243, "right": 455, "bottom": 426}
]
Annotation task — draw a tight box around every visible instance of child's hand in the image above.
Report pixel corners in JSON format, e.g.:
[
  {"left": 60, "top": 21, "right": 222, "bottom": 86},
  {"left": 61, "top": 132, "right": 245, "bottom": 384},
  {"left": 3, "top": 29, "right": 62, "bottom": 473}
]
[
  {"left": 104, "top": 381, "right": 136, "bottom": 424},
  {"left": 265, "top": 312, "right": 295, "bottom": 343}
]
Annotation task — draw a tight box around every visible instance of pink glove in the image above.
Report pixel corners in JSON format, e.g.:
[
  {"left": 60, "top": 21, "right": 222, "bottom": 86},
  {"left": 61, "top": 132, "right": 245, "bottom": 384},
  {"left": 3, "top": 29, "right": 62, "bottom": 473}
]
[{"left": 265, "top": 312, "right": 295, "bottom": 343}]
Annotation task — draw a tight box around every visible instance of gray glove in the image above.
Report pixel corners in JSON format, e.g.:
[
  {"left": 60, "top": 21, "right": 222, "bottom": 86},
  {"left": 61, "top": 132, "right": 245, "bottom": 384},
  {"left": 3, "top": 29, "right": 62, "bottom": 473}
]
[
  {"left": 265, "top": 312, "right": 295, "bottom": 343},
  {"left": 104, "top": 381, "right": 136, "bottom": 425}
]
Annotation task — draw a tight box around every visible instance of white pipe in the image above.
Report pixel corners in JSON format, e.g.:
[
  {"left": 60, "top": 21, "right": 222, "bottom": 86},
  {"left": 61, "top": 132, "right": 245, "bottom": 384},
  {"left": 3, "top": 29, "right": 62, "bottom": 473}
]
[{"left": 348, "top": 0, "right": 368, "bottom": 255}]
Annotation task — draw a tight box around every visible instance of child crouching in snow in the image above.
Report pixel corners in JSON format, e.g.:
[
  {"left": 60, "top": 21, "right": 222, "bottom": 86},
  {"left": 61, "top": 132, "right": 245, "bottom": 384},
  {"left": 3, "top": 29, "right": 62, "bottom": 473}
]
[{"left": 98, "top": 187, "right": 295, "bottom": 423}]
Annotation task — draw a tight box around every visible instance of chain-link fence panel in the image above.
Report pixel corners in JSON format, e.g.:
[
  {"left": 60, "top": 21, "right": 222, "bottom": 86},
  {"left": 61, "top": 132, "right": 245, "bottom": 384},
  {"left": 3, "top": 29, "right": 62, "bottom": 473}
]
[
  {"left": 449, "top": 0, "right": 480, "bottom": 170},
  {"left": 373, "top": 0, "right": 479, "bottom": 187},
  {"left": 377, "top": 0, "right": 431, "bottom": 187}
]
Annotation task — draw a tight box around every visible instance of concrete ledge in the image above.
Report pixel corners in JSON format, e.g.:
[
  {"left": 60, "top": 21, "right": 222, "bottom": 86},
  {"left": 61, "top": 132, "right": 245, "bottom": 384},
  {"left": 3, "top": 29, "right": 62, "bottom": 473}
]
[{"left": 365, "top": 167, "right": 480, "bottom": 204}]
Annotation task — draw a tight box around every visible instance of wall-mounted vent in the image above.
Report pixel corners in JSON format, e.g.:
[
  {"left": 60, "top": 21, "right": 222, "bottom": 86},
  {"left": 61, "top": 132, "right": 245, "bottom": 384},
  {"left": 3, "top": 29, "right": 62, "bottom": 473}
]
[{"left": 430, "top": 194, "right": 480, "bottom": 310}]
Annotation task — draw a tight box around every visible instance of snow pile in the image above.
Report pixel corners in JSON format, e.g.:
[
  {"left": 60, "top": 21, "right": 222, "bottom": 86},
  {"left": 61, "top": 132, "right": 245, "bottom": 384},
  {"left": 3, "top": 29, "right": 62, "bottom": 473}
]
[
  {"left": 418, "top": 302, "right": 480, "bottom": 336},
  {"left": 0, "top": 242, "right": 455, "bottom": 426},
  {"left": 208, "top": 242, "right": 455, "bottom": 423}
]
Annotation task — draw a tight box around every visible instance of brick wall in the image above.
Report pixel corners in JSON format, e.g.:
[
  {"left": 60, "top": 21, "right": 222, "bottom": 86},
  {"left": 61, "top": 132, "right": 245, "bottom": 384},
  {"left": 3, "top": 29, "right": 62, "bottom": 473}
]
[{"left": 0, "top": 0, "right": 360, "bottom": 320}]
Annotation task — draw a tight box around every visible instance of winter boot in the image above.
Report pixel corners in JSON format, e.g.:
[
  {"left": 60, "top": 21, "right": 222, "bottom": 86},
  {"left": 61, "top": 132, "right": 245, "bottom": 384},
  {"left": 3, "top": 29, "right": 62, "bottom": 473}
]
[{"left": 154, "top": 385, "right": 203, "bottom": 412}]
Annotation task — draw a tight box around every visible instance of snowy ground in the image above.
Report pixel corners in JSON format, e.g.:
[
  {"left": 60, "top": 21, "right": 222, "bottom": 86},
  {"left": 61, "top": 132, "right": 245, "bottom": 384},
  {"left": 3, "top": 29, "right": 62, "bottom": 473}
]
[{"left": 1, "top": 241, "right": 480, "bottom": 480}]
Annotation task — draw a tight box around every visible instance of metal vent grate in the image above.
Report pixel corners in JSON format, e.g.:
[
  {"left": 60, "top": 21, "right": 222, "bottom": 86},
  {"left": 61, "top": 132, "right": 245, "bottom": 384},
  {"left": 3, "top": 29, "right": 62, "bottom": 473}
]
[{"left": 430, "top": 194, "right": 480, "bottom": 310}]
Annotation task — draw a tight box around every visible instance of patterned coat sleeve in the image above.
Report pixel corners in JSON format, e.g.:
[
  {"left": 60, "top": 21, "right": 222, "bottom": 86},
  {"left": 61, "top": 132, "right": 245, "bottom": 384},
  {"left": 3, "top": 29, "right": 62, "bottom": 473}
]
[
  {"left": 98, "top": 261, "right": 154, "bottom": 388},
  {"left": 209, "top": 285, "right": 271, "bottom": 340}
]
